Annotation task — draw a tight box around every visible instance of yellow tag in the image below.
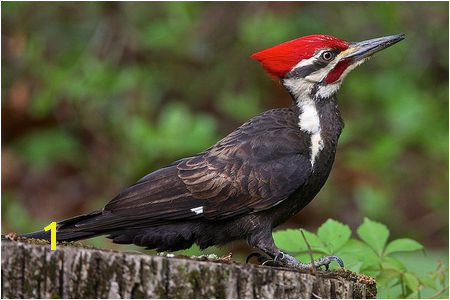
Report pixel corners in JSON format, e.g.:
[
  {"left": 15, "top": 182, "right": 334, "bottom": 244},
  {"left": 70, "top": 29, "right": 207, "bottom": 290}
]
[{"left": 44, "top": 222, "right": 56, "bottom": 250}]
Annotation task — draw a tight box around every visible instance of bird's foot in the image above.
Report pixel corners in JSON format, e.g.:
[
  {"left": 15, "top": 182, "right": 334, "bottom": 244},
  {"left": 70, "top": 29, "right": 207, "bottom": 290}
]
[
  {"left": 273, "top": 252, "right": 344, "bottom": 271},
  {"left": 246, "top": 251, "right": 288, "bottom": 267}
]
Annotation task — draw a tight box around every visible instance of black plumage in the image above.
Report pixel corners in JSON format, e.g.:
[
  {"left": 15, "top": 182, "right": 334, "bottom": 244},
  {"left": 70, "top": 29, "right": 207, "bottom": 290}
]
[
  {"left": 23, "top": 103, "right": 343, "bottom": 264},
  {"left": 21, "top": 33, "right": 405, "bottom": 269}
]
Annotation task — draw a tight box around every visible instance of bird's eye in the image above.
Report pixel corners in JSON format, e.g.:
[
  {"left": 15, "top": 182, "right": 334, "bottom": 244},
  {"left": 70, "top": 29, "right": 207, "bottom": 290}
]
[{"left": 321, "top": 51, "right": 334, "bottom": 61}]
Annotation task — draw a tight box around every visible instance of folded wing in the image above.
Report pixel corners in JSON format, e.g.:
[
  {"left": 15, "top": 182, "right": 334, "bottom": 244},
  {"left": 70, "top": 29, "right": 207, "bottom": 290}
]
[{"left": 72, "top": 109, "right": 312, "bottom": 231}]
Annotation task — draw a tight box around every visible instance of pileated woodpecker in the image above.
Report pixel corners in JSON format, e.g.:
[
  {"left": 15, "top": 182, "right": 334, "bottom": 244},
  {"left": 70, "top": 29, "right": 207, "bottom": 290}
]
[{"left": 22, "top": 33, "right": 404, "bottom": 270}]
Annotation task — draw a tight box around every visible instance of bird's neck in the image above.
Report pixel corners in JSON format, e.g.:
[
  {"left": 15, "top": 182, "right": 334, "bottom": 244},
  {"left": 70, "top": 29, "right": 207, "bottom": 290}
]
[
  {"left": 282, "top": 77, "right": 342, "bottom": 101},
  {"left": 281, "top": 78, "right": 343, "bottom": 131},
  {"left": 283, "top": 79, "right": 344, "bottom": 167}
]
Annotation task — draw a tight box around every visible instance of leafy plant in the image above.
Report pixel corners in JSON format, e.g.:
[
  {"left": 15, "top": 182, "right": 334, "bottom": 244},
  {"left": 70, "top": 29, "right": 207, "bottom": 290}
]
[{"left": 273, "top": 218, "right": 449, "bottom": 299}]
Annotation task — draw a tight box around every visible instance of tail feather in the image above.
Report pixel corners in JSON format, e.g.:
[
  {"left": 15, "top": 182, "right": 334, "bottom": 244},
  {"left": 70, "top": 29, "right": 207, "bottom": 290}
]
[
  {"left": 20, "top": 210, "right": 104, "bottom": 242},
  {"left": 20, "top": 229, "right": 98, "bottom": 241},
  {"left": 20, "top": 229, "right": 51, "bottom": 240}
]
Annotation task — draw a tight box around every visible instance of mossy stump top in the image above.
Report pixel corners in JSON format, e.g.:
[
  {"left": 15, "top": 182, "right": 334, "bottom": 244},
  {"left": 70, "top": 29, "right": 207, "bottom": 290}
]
[{"left": 1, "top": 239, "right": 376, "bottom": 298}]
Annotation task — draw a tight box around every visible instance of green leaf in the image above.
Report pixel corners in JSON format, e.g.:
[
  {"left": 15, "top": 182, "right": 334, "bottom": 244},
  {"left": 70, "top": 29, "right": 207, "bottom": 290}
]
[
  {"left": 300, "top": 230, "right": 328, "bottom": 255},
  {"left": 296, "top": 231, "right": 328, "bottom": 264},
  {"left": 357, "top": 217, "right": 389, "bottom": 256},
  {"left": 337, "top": 239, "right": 379, "bottom": 272},
  {"left": 403, "top": 272, "right": 420, "bottom": 293},
  {"left": 376, "top": 268, "right": 401, "bottom": 289},
  {"left": 273, "top": 229, "right": 306, "bottom": 252},
  {"left": 419, "top": 276, "right": 437, "bottom": 290},
  {"left": 384, "top": 238, "right": 423, "bottom": 255},
  {"left": 317, "top": 219, "right": 351, "bottom": 253},
  {"left": 381, "top": 256, "right": 407, "bottom": 272}
]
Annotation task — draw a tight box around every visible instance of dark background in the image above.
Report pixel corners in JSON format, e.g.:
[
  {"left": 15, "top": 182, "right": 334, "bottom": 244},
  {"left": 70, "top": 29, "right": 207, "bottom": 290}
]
[{"left": 2, "top": 2, "right": 448, "bottom": 261}]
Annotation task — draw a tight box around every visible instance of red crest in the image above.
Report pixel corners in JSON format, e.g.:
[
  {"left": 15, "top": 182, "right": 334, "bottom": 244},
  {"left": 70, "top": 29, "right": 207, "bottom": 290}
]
[{"left": 251, "top": 35, "right": 349, "bottom": 78}]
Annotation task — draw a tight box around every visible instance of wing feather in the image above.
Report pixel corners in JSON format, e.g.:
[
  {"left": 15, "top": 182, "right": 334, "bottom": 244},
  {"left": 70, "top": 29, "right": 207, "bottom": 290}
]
[{"left": 177, "top": 108, "right": 312, "bottom": 220}]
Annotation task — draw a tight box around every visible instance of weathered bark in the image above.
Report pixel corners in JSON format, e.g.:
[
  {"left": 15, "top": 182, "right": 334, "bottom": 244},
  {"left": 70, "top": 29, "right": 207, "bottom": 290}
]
[{"left": 1, "top": 240, "right": 376, "bottom": 298}]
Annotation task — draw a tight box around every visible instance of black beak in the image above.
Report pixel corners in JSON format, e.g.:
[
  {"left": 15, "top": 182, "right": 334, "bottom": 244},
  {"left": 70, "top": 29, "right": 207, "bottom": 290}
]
[{"left": 343, "top": 34, "right": 405, "bottom": 61}]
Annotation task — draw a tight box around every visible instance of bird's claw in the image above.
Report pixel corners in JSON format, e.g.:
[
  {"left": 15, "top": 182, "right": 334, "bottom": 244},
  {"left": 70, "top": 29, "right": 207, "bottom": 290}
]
[
  {"left": 249, "top": 251, "right": 344, "bottom": 271},
  {"left": 262, "top": 252, "right": 285, "bottom": 267},
  {"left": 274, "top": 252, "right": 345, "bottom": 271},
  {"left": 261, "top": 259, "right": 278, "bottom": 266},
  {"left": 246, "top": 252, "right": 287, "bottom": 267},
  {"left": 274, "top": 251, "right": 285, "bottom": 262},
  {"left": 314, "top": 255, "right": 345, "bottom": 270}
]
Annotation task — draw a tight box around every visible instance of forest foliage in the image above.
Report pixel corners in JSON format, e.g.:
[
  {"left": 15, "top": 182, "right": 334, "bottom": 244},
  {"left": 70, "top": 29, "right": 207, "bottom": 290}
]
[{"left": 2, "top": 2, "right": 449, "bottom": 298}]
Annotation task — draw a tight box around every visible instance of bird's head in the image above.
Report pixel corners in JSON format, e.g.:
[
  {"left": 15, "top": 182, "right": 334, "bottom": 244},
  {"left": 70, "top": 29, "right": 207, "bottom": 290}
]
[{"left": 251, "top": 34, "right": 405, "bottom": 101}]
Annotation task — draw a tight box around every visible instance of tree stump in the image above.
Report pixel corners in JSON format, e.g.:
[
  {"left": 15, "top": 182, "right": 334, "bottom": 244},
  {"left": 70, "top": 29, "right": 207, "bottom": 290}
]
[{"left": 1, "top": 240, "right": 376, "bottom": 298}]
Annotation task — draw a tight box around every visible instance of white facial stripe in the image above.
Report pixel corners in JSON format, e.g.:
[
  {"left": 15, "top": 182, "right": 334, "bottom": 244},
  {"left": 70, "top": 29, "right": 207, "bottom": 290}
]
[
  {"left": 304, "top": 64, "right": 336, "bottom": 82},
  {"left": 190, "top": 206, "right": 203, "bottom": 215},
  {"left": 316, "top": 57, "right": 368, "bottom": 98},
  {"left": 291, "top": 54, "right": 317, "bottom": 70},
  {"left": 289, "top": 49, "right": 336, "bottom": 83},
  {"left": 283, "top": 77, "right": 314, "bottom": 100},
  {"left": 316, "top": 83, "right": 341, "bottom": 98},
  {"left": 289, "top": 46, "right": 361, "bottom": 83},
  {"left": 311, "top": 47, "right": 363, "bottom": 81},
  {"left": 304, "top": 50, "right": 348, "bottom": 82},
  {"left": 291, "top": 49, "right": 331, "bottom": 70}
]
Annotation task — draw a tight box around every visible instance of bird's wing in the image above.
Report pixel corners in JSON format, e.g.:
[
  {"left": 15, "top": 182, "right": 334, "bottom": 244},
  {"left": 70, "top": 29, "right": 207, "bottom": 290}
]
[
  {"left": 74, "top": 109, "right": 312, "bottom": 230},
  {"left": 177, "top": 110, "right": 312, "bottom": 219}
]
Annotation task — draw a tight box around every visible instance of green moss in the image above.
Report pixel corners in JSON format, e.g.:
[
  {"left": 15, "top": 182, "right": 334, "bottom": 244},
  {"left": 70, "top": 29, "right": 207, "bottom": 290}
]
[
  {"left": 212, "top": 269, "right": 228, "bottom": 298},
  {"left": 325, "top": 268, "right": 377, "bottom": 298},
  {"left": 8, "top": 236, "right": 99, "bottom": 250}
]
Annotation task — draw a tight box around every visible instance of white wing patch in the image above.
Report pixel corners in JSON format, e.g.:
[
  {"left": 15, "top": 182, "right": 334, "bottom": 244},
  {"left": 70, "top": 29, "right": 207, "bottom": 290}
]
[
  {"left": 190, "top": 206, "right": 204, "bottom": 215},
  {"left": 298, "top": 101, "right": 324, "bottom": 168}
]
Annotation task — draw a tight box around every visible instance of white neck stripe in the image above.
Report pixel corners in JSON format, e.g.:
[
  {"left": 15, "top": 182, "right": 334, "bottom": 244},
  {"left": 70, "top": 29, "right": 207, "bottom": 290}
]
[{"left": 297, "top": 99, "right": 324, "bottom": 169}]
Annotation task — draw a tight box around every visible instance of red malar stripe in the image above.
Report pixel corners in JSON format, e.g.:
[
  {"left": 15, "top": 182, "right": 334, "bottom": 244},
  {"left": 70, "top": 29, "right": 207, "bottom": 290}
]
[{"left": 325, "top": 60, "right": 351, "bottom": 84}]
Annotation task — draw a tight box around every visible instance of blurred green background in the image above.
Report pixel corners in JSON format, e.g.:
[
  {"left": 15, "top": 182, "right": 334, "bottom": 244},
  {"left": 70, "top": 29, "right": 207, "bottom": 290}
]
[{"left": 2, "top": 1, "right": 448, "bottom": 263}]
